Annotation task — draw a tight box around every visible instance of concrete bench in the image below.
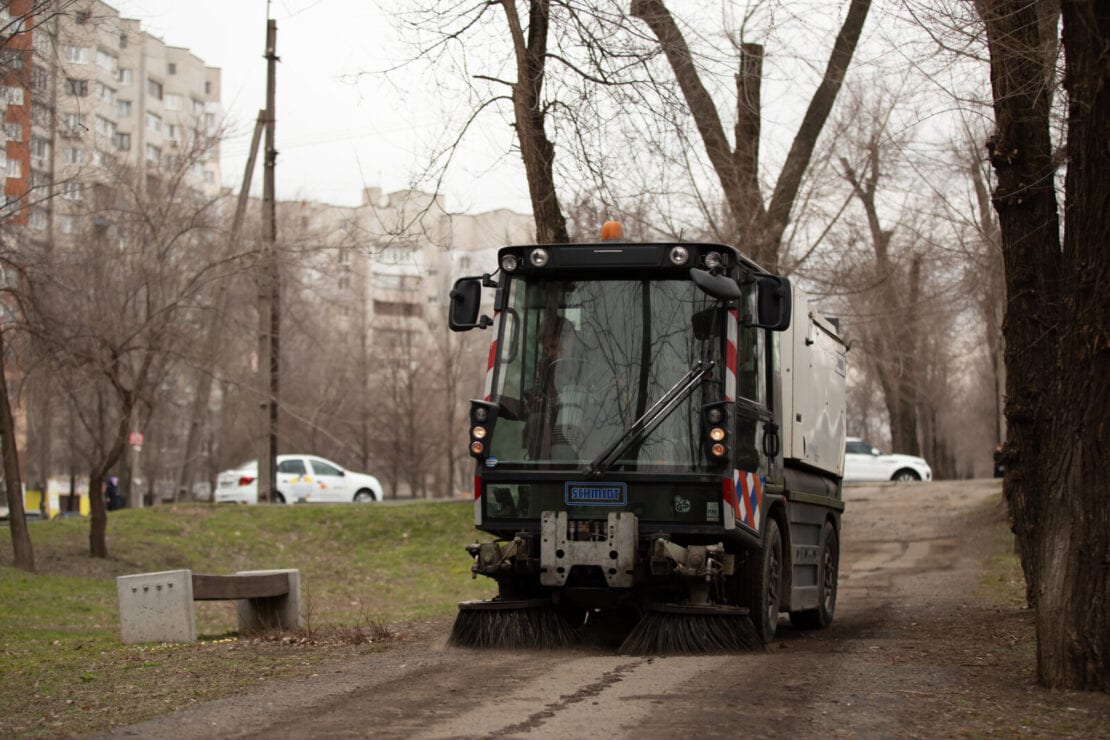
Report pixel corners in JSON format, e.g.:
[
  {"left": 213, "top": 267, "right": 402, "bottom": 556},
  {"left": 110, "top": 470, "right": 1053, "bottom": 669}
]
[{"left": 116, "top": 568, "right": 301, "bottom": 644}]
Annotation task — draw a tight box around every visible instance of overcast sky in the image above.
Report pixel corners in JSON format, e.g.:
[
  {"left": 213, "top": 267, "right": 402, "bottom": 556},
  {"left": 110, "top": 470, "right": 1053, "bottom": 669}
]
[{"left": 109, "top": 0, "right": 531, "bottom": 215}]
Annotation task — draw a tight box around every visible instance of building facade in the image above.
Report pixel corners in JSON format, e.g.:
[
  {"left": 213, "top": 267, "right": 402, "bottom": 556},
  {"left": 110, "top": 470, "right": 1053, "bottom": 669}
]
[{"left": 2, "top": 0, "right": 221, "bottom": 238}]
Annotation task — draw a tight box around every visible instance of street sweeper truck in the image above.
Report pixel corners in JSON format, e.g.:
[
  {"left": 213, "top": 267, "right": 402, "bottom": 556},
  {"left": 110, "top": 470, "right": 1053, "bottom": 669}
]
[{"left": 447, "top": 223, "right": 847, "bottom": 653}]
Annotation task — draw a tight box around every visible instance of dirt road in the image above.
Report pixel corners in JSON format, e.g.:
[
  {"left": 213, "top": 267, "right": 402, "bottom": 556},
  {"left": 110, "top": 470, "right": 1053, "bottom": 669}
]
[{"left": 103, "top": 480, "right": 1110, "bottom": 738}]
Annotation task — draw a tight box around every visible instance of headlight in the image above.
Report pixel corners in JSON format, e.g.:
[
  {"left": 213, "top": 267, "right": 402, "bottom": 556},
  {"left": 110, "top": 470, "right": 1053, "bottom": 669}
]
[
  {"left": 529, "top": 248, "right": 549, "bottom": 267},
  {"left": 709, "top": 427, "right": 726, "bottom": 442},
  {"left": 471, "top": 426, "right": 487, "bottom": 439},
  {"left": 500, "top": 254, "right": 519, "bottom": 272},
  {"left": 711, "top": 443, "right": 727, "bottom": 457},
  {"left": 706, "top": 407, "right": 724, "bottom": 424},
  {"left": 669, "top": 246, "right": 689, "bottom": 265},
  {"left": 470, "top": 441, "right": 484, "bottom": 455},
  {"left": 703, "top": 252, "right": 721, "bottom": 269},
  {"left": 473, "top": 406, "right": 488, "bottom": 423}
]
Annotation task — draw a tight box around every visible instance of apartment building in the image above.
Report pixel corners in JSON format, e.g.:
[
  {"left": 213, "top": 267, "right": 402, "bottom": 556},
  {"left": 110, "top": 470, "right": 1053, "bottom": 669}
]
[
  {"left": 1, "top": 0, "right": 221, "bottom": 236},
  {"left": 277, "top": 187, "right": 534, "bottom": 354}
]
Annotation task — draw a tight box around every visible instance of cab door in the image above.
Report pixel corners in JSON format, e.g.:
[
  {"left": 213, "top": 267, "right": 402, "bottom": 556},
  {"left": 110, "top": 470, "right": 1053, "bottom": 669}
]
[
  {"left": 276, "top": 457, "right": 314, "bottom": 502},
  {"left": 307, "top": 458, "right": 351, "bottom": 502}
]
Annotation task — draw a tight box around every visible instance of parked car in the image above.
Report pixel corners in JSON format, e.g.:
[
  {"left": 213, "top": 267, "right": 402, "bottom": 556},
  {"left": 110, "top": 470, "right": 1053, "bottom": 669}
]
[
  {"left": 215, "top": 455, "right": 383, "bottom": 504},
  {"left": 843, "top": 437, "right": 933, "bottom": 482}
]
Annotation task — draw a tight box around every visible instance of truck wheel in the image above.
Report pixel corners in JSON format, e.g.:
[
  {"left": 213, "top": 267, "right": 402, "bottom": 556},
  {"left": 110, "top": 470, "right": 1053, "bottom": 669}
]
[
  {"left": 790, "top": 520, "right": 838, "bottom": 630},
  {"left": 744, "top": 518, "right": 783, "bottom": 644}
]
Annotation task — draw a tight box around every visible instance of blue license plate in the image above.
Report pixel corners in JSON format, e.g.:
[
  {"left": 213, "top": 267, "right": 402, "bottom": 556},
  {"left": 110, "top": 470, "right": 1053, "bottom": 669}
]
[{"left": 565, "top": 482, "right": 627, "bottom": 506}]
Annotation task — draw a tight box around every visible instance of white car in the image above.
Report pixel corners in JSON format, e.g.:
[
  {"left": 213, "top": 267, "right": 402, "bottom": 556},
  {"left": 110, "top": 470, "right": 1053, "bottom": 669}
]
[
  {"left": 215, "top": 455, "right": 383, "bottom": 504},
  {"left": 843, "top": 437, "right": 933, "bottom": 482}
]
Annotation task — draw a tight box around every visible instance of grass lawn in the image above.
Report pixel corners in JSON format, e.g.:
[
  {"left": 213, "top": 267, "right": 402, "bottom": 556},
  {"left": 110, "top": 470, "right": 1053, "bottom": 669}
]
[{"left": 0, "top": 500, "right": 493, "bottom": 737}]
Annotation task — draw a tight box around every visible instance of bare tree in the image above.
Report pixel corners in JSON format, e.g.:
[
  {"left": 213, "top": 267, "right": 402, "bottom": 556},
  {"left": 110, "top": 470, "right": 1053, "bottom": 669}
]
[
  {"left": 25, "top": 138, "right": 229, "bottom": 556},
  {"left": 979, "top": 0, "right": 1109, "bottom": 689},
  {"left": 630, "top": 0, "right": 871, "bottom": 272}
]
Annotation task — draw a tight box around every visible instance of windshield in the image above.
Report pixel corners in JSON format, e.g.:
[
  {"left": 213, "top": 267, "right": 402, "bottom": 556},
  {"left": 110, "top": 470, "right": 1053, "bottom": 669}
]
[{"left": 488, "top": 278, "right": 722, "bottom": 472}]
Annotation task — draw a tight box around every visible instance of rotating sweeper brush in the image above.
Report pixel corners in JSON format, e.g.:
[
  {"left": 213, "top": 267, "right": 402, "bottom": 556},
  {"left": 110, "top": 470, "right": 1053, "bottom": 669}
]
[
  {"left": 619, "top": 603, "right": 761, "bottom": 655},
  {"left": 448, "top": 598, "right": 577, "bottom": 649}
]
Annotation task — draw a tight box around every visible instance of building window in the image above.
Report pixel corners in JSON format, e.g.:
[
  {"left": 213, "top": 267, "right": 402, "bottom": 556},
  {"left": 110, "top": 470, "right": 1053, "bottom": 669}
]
[
  {"left": 60, "top": 181, "right": 82, "bottom": 200},
  {"left": 63, "top": 112, "right": 85, "bottom": 134},
  {"left": 146, "top": 78, "right": 163, "bottom": 100},
  {"left": 31, "top": 66, "right": 49, "bottom": 90},
  {"left": 66, "top": 78, "right": 89, "bottom": 97},
  {"left": 31, "top": 101, "right": 50, "bottom": 127},
  {"left": 75, "top": 10, "right": 90, "bottom": 24},
  {"left": 116, "top": 99, "right": 132, "bottom": 117},
  {"left": 166, "top": 123, "right": 179, "bottom": 141},
  {"left": 373, "top": 300, "right": 423, "bottom": 318},
  {"left": 95, "top": 50, "right": 116, "bottom": 74},
  {"left": 204, "top": 81, "right": 212, "bottom": 95},
  {"left": 96, "top": 82, "right": 115, "bottom": 104},
  {"left": 338, "top": 275, "right": 351, "bottom": 290},
  {"left": 29, "top": 209, "right": 47, "bottom": 231},
  {"left": 59, "top": 214, "right": 75, "bottom": 233},
  {"left": 192, "top": 98, "right": 203, "bottom": 115},
  {"left": 167, "top": 62, "right": 176, "bottom": 75},
  {"left": 118, "top": 68, "right": 132, "bottom": 85},
  {"left": 165, "top": 93, "right": 182, "bottom": 111},
  {"left": 95, "top": 115, "right": 116, "bottom": 138},
  {"left": 63, "top": 147, "right": 85, "bottom": 164},
  {"left": 114, "top": 132, "right": 130, "bottom": 151},
  {"left": 145, "top": 112, "right": 161, "bottom": 133},
  {"left": 145, "top": 144, "right": 160, "bottom": 163},
  {"left": 63, "top": 46, "right": 89, "bottom": 64},
  {"left": 6, "top": 158, "right": 21, "bottom": 179},
  {"left": 119, "top": 34, "right": 128, "bottom": 49},
  {"left": 31, "top": 137, "right": 50, "bottom": 169},
  {"left": 2, "top": 48, "right": 24, "bottom": 71},
  {"left": 3, "top": 86, "right": 24, "bottom": 105},
  {"left": 4, "top": 121, "right": 21, "bottom": 142}
]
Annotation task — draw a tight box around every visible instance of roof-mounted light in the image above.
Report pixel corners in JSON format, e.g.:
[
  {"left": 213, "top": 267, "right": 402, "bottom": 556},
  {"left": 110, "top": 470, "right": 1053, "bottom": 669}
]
[
  {"left": 669, "top": 246, "right": 689, "bottom": 265},
  {"left": 600, "top": 221, "right": 623, "bottom": 240},
  {"left": 703, "top": 252, "right": 722, "bottom": 270},
  {"left": 529, "top": 248, "right": 549, "bottom": 268},
  {"left": 500, "top": 254, "right": 519, "bottom": 273}
]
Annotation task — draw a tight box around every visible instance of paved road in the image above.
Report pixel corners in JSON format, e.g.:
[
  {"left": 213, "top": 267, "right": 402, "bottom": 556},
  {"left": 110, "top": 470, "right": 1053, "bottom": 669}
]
[{"left": 105, "top": 479, "right": 1007, "bottom": 739}]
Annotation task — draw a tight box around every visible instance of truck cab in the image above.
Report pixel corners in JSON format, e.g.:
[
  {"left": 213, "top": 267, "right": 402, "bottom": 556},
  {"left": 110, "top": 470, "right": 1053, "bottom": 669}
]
[{"left": 449, "top": 230, "right": 846, "bottom": 645}]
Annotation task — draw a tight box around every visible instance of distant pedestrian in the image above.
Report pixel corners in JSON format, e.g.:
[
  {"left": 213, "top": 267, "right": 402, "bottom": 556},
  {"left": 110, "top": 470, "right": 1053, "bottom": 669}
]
[
  {"left": 992, "top": 445, "right": 1004, "bottom": 479},
  {"left": 105, "top": 476, "right": 124, "bottom": 511}
]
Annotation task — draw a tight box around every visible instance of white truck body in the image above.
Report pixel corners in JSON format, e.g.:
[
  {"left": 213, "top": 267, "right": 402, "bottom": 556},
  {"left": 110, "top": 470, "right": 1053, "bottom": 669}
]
[{"left": 780, "top": 284, "right": 848, "bottom": 477}]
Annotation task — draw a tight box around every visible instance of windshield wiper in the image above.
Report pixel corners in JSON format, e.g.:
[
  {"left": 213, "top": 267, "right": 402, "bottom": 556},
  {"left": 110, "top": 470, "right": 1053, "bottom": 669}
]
[{"left": 585, "top": 360, "right": 714, "bottom": 479}]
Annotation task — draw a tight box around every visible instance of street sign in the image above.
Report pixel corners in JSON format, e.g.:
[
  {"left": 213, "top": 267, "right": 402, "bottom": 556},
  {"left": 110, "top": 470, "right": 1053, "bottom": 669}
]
[{"left": 129, "top": 432, "right": 144, "bottom": 447}]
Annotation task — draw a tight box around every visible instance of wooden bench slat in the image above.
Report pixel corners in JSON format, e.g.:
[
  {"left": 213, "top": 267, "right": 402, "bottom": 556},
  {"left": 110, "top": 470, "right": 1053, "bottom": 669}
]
[{"left": 191, "top": 573, "right": 290, "bottom": 601}]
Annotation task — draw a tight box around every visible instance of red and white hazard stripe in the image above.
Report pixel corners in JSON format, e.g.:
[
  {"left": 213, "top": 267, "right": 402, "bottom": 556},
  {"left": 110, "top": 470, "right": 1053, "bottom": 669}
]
[
  {"left": 483, "top": 311, "right": 501, "bottom": 401},
  {"left": 725, "top": 308, "right": 738, "bottom": 401}
]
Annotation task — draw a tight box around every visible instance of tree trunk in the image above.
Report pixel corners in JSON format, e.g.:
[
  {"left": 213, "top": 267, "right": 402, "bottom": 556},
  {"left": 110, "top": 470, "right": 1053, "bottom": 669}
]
[
  {"left": 0, "top": 327, "right": 34, "bottom": 572},
  {"left": 982, "top": 0, "right": 1109, "bottom": 689},
  {"left": 1038, "top": 0, "right": 1109, "bottom": 690},
  {"left": 502, "top": 0, "right": 569, "bottom": 245}
]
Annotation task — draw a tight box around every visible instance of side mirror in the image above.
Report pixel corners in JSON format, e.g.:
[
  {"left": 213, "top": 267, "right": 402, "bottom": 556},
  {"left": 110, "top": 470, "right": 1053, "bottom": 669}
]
[
  {"left": 449, "top": 277, "right": 489, "bottom": 331},
  {"left": 753, "top": 274, "right": 791, "bottom": 331}
]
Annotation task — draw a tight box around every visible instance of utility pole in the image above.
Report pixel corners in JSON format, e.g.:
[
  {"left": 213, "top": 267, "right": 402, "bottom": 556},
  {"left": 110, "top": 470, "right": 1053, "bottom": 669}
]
[
  {"left": 176, "top": 111, "right": 266, "bottom": 502},
  {"left": 257, "top": 19, "right": 280, "bottom": 504}
]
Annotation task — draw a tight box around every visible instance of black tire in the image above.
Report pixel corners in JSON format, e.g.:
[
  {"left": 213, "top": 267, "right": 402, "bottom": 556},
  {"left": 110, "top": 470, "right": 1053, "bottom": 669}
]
[
  {"left": 891, "top": 469, "right": 921, "bottom": 482},
  {"left": 744, "top": 517, "right": 784, "bottom": 644},
  {"left": 790, "top": 521, "right": 839, "bottom": 630},
  {"left": 272, "top": 491, "right": 286, "bottom": 504},
  {"left": 353, "top": 489, "right": 376, "bottom": 503}
]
